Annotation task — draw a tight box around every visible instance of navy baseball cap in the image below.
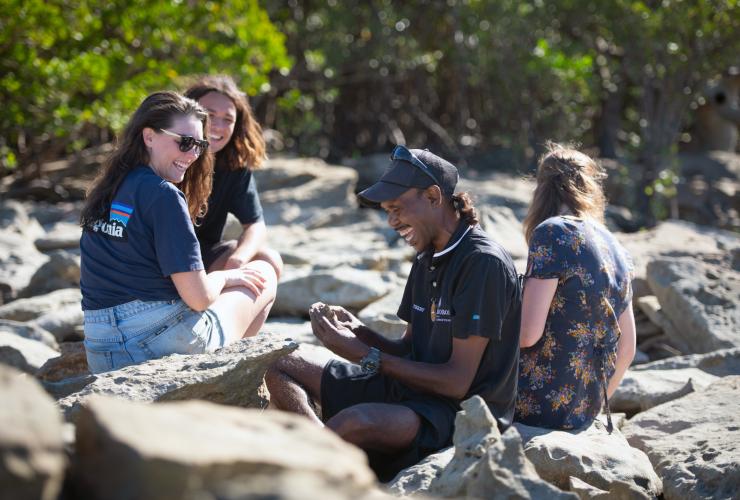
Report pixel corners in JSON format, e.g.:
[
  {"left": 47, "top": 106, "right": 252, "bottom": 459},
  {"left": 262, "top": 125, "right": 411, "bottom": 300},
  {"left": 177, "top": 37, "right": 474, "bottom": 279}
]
[{"left": 358, "top": 145, "right": 459, "bottom": 207}]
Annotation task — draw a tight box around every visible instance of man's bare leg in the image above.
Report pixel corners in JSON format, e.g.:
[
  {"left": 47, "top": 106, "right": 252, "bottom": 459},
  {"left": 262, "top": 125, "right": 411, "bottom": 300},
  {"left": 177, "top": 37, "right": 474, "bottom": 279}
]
[
  {"left": 326, "top": 403, "right": 421, "bottom": 453},
  {"left": 264, "top": 347, "right": 335, "bottom": 426}
]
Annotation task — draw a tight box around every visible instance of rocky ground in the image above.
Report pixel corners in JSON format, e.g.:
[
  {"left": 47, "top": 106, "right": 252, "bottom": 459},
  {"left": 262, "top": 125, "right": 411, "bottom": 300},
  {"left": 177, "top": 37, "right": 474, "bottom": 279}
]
[{"left": 1, "top": 153, "right": 738, "bottom": 499}]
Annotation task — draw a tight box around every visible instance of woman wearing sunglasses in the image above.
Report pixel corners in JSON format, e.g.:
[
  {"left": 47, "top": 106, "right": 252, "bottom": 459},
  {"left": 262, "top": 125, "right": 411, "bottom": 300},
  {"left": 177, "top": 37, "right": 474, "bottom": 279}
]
[
  {"left": 184, "top": 75, "right": 283, "bottom": 278},
  {"left": 514, "top": 142, "right": 635, "bottom": 432},
  {"left": 79, "top": 91, "right": 277, "bottom": 373}
]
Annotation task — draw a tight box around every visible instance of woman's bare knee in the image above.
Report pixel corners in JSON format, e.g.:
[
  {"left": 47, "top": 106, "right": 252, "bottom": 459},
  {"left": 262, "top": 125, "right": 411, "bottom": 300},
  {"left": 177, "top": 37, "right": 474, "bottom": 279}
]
[{"left": 254, "top": 246, "right": 284, "bottom": 279}]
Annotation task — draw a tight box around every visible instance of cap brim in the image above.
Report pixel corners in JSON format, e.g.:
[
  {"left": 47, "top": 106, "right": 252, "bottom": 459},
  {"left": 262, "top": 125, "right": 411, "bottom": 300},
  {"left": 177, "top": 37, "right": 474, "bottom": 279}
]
[{"left": 357, "top": 181, "right": 410, "bottom": 208}]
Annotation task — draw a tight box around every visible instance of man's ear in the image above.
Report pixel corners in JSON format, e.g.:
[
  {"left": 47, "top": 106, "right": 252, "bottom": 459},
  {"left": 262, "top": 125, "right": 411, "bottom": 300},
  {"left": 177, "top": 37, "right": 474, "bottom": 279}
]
[{"left": 424, "top": 185, "right": 444, "bottom": 207}]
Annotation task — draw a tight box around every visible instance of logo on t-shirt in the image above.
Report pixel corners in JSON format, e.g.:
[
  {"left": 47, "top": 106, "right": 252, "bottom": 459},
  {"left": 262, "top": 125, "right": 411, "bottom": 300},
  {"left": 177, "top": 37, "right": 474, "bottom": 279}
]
[{"left": 89, "top": 202, "right": 133, "bottom": 241}]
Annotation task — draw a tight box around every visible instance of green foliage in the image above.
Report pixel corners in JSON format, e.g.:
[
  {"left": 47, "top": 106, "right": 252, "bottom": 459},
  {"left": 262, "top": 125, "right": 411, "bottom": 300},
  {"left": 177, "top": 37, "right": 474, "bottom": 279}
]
[{"left": 0, "top": 0, "right": 290, "bottom": 172}]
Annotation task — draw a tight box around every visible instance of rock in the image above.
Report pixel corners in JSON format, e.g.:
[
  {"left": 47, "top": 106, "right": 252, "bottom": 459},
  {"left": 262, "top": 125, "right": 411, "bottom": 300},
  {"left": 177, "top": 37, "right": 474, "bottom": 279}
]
[
  {"left": 618, "top": 220, "right": 739, "bottom": 299},
  {"left": 261, "top": 317, "right": 317, "bottom": 346},
  {"left": 0, "top": 288, "right": 81, "bottom": 322},
  {"left": 0, "top": 364, "right": 66, "bottom": 500},
  {"left": 477, "top": 205, "right": 528, "bottom": 260},
  {"left": 389, "top": 447, "right": 454, "bottom": 496},
  {"left": 358, "top": 287, "right": 407, "bottom": 340},
  {"left": 567, "top": 476, "right": 650, "bottom": 500},
  {"left": 34, "top": 221, "right": 81, "bottom": 251},
  {"left": 0, "top": 228, "right": 49, "bottom": 303},
  {"left": 0, "top": 319, "right": 59, "bottom": 350},
  {"left": 20, "top": 250, "right": 80, "bottom": 298},
  {"left": 273, "top": 267, "right": 394, "bottom": 317},
  {"left": 392, "top": 395, "right": 576, "bottom": 499},
  {"left": 255, "top": 157, "right": 359, "bottom": 226},
  {"left": 0, "top": 332, "right": 60, "bottom": 374},
  {"left": 514, "top": 420, "right": 662, "bottom": 498},
  {"left": 635, "top": 295, "right": 678, "bottom": 339},
  {"left": 647, "top": 258, "right": 739, "bottom": 353},
  {"left": 31, "top": 305, "right": 83, "bottom": 342},
  {"left": 622, "top": 376, "right": 740, "bottom": 500},
  {"left": 58, "top": 334, "right": 297, "bottom": 422},
  {"left": 36, "top": 341, "right": 89, "bottom": 382},
  {"left": 71, "top": 396, "right": 377, "bottom": 500},
  {"left": 0, "top": 200, "right": 45, "bottom": 240},
  {"left": 611, "top": 348, "right": 740, "bottom": 414}
]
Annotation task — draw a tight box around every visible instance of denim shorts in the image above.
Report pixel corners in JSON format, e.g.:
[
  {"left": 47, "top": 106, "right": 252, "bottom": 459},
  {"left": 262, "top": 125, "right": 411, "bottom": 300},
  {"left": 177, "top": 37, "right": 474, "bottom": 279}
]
[{"left": 83, "top": 299, "right": 226, "bottom": 374}]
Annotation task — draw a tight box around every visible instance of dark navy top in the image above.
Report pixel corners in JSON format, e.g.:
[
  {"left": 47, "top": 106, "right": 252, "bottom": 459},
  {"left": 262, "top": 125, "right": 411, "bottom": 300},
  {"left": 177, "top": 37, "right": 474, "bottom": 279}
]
[
  {"left": 80, "top": 166, "right": 204, "bottom": 310},
  {"left": 398, "top": 222, "right": 522, "bottom": 429},
  {"left": 195, "top": 164, "right": 263, "bottom": 246},
  {"left": 515, "top": 215, "right": 633, "bottom": 430}
]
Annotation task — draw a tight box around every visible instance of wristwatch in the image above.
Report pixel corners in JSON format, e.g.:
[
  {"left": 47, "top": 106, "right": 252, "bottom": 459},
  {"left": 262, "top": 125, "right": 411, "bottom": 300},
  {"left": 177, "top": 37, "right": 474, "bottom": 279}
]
[{"left": 360, "top": 347, "right": 381, "bottom": 375}]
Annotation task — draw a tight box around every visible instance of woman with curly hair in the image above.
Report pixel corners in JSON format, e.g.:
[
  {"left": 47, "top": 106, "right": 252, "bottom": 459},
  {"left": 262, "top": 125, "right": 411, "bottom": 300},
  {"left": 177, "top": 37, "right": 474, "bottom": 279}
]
[
  {"left": 185, "top": 75, "right": 283, "bottom": 277},
  {"left": 79, "top": 91, "right": 276, "bottom": 373},
  {"left": 515, "top": 142, "right": 635, "bottom": 431}
]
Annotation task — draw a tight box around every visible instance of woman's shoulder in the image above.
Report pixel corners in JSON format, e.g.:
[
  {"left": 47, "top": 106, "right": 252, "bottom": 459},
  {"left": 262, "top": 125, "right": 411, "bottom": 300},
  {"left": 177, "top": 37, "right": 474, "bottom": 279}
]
[{"left": 533, "top": 215, "right": 583, "bottom": 237}]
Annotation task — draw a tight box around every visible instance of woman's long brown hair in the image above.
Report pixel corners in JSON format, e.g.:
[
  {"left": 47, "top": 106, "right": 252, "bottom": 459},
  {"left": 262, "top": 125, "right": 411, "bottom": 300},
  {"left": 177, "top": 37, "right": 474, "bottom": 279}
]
[
  {"left": 80, "top": 91, "right": 213, "bottom": 227},
  {"left": 523, "top": 142, "right": 606, "bottom": 244},
  {"left": 185, "top": 75, "right": 266, "bottom": 171}
]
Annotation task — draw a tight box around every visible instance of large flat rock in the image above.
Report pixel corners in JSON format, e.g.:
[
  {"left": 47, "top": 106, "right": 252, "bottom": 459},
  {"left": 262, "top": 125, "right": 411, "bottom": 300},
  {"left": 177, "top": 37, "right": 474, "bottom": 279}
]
[
  {"left": 611, "top": 348, "right": 740, "bottom": 413},
  {"left": 58, "top": 334, "right": 297, "bottom": 422},
  {"left": 622, "top": 376, "right": 740, "bottom": 500},
  {"left": 71, "top": 396, "right": 381, "bottom": 500}
]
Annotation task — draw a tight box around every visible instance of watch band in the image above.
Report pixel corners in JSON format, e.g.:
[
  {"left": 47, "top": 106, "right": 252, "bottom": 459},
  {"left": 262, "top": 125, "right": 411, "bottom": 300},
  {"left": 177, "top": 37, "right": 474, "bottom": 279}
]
[{"left": 360, "top": 347, "right": 381, "bottom": 375}]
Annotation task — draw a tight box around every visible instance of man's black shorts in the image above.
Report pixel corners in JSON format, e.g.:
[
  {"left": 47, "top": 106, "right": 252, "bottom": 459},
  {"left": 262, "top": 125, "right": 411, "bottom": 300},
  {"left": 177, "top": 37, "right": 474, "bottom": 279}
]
[
  {"left": 199, "top": 240, "right": 234, "bottom": 270},
  {"left": 321, "top": 359, "right": 458, "bottom": 481}
]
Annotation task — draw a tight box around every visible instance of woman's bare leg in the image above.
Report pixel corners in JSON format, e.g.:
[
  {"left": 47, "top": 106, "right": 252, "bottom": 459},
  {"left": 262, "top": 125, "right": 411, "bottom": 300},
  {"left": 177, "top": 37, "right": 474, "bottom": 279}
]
[{"left": 208, "top": 259, "right": 278, "bottom": 343}]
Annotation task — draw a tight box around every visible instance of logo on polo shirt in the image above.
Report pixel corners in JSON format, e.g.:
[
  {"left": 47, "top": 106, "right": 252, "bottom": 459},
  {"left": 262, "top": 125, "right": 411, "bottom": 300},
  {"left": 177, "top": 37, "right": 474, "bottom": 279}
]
[
  {"left": 412, "top": 304, "right": 426, "bottom": 313},
  {"left": 88, "top": 201, "right": 133, "bottom": 241},
  {"left": 432, "top": 299, "right": 452, "bottom": 323}
]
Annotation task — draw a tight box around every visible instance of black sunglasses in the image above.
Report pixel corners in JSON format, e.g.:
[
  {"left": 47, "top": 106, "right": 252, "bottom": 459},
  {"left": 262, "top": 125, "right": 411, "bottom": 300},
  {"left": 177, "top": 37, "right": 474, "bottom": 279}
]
[
  {"left": 391, "top": 145, "right": 441, "bottom": 186},
  {"left": 159, "top": 129, "right": 209, "bottom": 156}
]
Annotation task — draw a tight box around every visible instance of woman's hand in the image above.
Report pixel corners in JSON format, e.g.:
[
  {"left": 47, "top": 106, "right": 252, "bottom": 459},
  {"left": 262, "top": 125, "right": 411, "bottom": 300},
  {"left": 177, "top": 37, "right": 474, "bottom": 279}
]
[{"left": 219, "top": 267, "right": 267, "bottom": 296}]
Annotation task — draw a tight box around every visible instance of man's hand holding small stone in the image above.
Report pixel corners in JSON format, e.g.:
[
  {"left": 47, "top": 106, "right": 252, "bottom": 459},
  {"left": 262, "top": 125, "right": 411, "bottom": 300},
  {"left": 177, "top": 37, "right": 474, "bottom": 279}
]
[{"left": 309, "top": 303, "right": 368, "bottom": 362}]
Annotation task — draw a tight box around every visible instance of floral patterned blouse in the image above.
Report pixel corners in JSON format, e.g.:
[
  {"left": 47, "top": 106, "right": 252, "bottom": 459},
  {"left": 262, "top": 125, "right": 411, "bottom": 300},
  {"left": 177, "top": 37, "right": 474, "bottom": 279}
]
[{"left": 515, "top": 215, "right": 633, "bottom": 430}]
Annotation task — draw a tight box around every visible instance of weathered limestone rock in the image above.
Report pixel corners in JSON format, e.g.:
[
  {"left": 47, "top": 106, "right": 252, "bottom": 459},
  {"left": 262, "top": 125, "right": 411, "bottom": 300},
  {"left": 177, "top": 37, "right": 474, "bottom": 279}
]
[
  {"left": 34, "top": 221, "right": 81, "bottom": 251},
  {"left": 647, "top": 258, "right": 739, "bottom": 353},
  {"left": 0, "top": 200, "right": 45, "bottom": 240},
  {"left": 618, "top": 220, "right": 739, "bottom": 298},
  {"left": 261, "top": 317, "right": 317, "bottom": 346},
  {"left": 255, "top": 157, "right": 359, "bottom": 226},
  {"left": 0, "top": 319, "right": 58, "bottom": 350},
  {"left": 36, "top": 341, "right": 88, "bottom": 382},
  {"left": 273, "top": 267, "right": 394, "bottom": 317},
  {"left": 0, "top": 365, "right": 66, "bottom": 500},
  {"left": 0, "top": 332, "right": 59, "bottom": 374},
  {"left": 20, "top": 250, "right": 80, "bottom": 298},
  {"left": 391, "top": 395, "right": 575, "bottom": 499},
  {"left": 358, "top": 287, "right": 407, "bottom": 340},
  {"left": 72, "top": 396, "right": 378, "bottom": 500},
  {"left": 567, "top": 476, "right": 651, "bottom": 500},
  {"left": 58, "top": 334, "right": 297, "bottom": 421},
  {"left": 622, "top": 376, "right": 740, "bottom": 500},
  {"left": 0, "top": 288, "right": 81, "bottom": 322},
  {"left": 514, "top": 420, "right": 662, "bottom": 498},
  {"left": 389, "top": 447, "right": 454, "bottom": 496},
  {"left": 0, "top": 228, "right": 49, "bottom": 302},
  {"left": 635, "top": 295, "right": 678, "bottom": 339},
  {"left": 478, "top": 205, "right": 528, "bottom": 260},
  {"left": 611, "top": 348, "right": 740, "bottom": 413}
]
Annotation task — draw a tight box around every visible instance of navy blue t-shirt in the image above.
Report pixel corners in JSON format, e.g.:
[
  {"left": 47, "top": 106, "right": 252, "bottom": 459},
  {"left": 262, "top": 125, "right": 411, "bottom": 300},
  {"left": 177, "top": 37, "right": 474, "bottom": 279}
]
[{"left": 80, "top": 166, "right": 204, "bottom": 310}]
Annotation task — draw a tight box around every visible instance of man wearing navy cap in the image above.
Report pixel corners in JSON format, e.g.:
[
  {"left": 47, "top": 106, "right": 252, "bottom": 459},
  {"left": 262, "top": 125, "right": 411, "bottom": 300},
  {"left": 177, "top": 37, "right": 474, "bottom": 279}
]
[{"left": 265, "top": 145, "right": 521, "bottom": 480}]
